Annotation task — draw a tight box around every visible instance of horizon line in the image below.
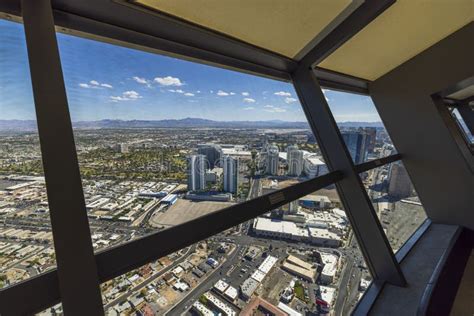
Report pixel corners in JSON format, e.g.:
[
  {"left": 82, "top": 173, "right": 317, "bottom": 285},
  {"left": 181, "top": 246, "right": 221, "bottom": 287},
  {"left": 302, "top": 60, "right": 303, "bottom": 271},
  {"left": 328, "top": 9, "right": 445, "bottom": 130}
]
[{"left": 0, "top": 118, "right": 383, "bottom": 124}]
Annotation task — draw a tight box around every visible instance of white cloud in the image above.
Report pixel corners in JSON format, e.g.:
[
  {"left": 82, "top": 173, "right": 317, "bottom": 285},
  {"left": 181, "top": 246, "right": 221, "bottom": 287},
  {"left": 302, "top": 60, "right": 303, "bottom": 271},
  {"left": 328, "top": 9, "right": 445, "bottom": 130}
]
[
  {"left": 132, "top": 76, "right": 151, "bottom": 87},
  {"left": 110, "top": 96, "right": 128, "bottom": 102},
  {"left": 243, "top": 107, "right": 255, "bottom": 110},
  {"left": 184, "top": 92, "right": 195, "bottom": 97},
  {"left": 110, "top": 90, "right": 142, "bottom": 102},
  {"left": 79, "top": 80, "right": 113, "bottom": 89},
  {"left": 168, "top": 89, "right": 184, "bottom": 94},
  {"left": 274, "top": 91, "right": 291, "bottom": 96},
  {"left": 230, "top": 92, "right": 236, "bottom": 95},
  {"left": 196, "top": 90, "right": 201, "bottom": 93},
  {"left": 210, "top": 90, "right": 214, "bottom": 94},
  {"left": 242, "top": 92, "right": 249, "bottom": 96},
  {"left": 123, "top": 90, "right": 141, "bottom": 99},
  {"left": 264, "top": 104, "right": 286, "bottom": 113},
  {"left": 217, "top": 90, "right": 229, "bottom": 96},
  {"left": 243, "top": 98, "right": 256, "bottom": 103},
  {"left": 154, "top": 76, "right": 183, "bottom": 86},
  {"left": 133, "top": 76, "right": 148, "bottom": 84},
  {"left": 284, "top": 97, "right": 297, "bottom": 104}
]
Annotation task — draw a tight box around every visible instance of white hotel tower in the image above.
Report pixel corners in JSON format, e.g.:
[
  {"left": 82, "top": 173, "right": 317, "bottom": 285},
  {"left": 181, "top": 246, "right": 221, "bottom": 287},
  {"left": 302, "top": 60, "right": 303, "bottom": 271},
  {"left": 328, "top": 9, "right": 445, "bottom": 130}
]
[
  {"left": 223, "top": 155, "right": 239, "bottom": 194},
  {"left": 187, "top": 154, "right": 206, "bottom": 191},
  {"left": 266, "top": 145, "right": 280, "bottom": 176},
  {"left": 287, "top": 145, "right": 304, "bottom": 176}
]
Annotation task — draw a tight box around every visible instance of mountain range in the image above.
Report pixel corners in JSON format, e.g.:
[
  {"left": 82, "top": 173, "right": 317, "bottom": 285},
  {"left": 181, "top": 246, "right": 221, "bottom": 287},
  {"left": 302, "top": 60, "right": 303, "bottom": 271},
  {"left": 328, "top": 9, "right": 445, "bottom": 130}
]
[{"left": 0, "top": 118, "right": 384, "bottom": 131}]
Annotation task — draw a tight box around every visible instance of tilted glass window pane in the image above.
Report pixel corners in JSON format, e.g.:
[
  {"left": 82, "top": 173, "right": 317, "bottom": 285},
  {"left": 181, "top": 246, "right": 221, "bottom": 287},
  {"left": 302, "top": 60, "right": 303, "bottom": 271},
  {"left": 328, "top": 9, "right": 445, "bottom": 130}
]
[
  {"left": 0, "top": 18, "right": 56, "bottom": 288},
  {"left": 73, "top": 186, "right": 369, "bottom": 315},
  {"left": 359, "top": 161, "right": 427, "bottom": 252},
  {"left": 56, "top": 31, "right": 330, "bottom": 254},
  {"left": 323, "top": 89, "right": 397, "bottom": 164}
]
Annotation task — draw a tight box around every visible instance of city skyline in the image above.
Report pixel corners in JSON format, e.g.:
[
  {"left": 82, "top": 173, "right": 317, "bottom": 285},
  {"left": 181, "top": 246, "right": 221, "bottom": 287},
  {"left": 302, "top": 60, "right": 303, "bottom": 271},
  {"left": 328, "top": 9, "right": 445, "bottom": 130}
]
[{"left": 0, "top": 19, "right": 383, "bottom": 123}]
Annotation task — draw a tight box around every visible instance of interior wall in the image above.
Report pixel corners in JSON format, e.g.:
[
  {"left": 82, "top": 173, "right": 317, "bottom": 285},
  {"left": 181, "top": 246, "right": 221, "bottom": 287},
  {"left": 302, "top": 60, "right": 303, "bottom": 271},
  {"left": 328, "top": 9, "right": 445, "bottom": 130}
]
[{"left": 369, "top": 22, "right": 474, "bottom": 229}]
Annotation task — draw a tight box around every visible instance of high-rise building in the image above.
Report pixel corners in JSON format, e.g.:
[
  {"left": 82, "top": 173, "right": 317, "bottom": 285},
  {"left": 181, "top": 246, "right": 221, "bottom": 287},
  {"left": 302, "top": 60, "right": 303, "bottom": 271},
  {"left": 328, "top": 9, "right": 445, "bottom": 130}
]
[
  {"left": 187, "top": 154, "right": 206, "bottom": 191},
  {"left": 223, "top": 155, "right": 239, "bottom": 194},
  {"left": 341, "top": 131, "right": 370, "bottom": 164},
  {"left": 266, "top": 145, "right": 279, "bottom": 175},
  {"left": 288, "top": 200, "right": 299, "bottom": 214},
  {"left": 364, "top": 127, "right": 377, "bottom": 153},
  {"left": 197, "top": 144, "right": 223, "bottom": 169},
  {"left": 287, "top": 145, "right": 304, "bottom": 176},
  {"left": 388, "top": 162, "right": 413, "bottom": 199}
]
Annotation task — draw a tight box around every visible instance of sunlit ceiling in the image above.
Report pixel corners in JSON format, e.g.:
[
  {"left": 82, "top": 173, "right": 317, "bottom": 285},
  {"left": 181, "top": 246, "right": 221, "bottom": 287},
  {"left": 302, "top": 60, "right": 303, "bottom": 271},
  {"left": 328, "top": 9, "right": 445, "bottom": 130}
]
[
  {"left": 131, "top": 0, "right": 357, "bottom": 58},
  {"left": 318, "top": 0, "right": 473, "bottom": 80}
]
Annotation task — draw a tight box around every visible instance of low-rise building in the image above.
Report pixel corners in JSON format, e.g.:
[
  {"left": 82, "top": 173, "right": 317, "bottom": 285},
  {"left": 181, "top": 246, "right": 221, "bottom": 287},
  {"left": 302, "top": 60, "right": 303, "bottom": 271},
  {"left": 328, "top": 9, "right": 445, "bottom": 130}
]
[
  {"left": 319, "top": 286, "right": 336, "bottom": 307},
  {"left": 203, "top": 292, "right": 236, "bottom": 316},
  {"left": 277, "top": 302, "right": 303, "bottom": 316},
  {"left": 308, "top": 227, "right": 342, "bottom": 247},
  {"left": 192, "top": 301, "right": 213, "bottom": 316},
  {"left": 240, "top": 277, "right": 259, "bottom": 301},
  {"left": 224, "top": 285, "right": 238, "bottom": 302},
  {"left": 319, "top": 252, "right": 339, "bottom": 284},
  {"left": 161, "top": 194, "right": 177, "bottom": 205},
  {"left": 214, "top": 279, "right": 229, "bottom": 293},
  {"left": 281, "top": 255, "right": 317, "bottom": 283}
]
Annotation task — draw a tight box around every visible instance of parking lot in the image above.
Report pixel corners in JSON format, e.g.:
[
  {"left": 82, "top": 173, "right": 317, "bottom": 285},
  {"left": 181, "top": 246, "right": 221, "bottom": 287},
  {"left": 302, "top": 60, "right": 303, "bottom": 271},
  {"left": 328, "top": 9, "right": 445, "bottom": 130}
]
[{"left": 149, "top": 198, "right": 235, "bottom": 227}]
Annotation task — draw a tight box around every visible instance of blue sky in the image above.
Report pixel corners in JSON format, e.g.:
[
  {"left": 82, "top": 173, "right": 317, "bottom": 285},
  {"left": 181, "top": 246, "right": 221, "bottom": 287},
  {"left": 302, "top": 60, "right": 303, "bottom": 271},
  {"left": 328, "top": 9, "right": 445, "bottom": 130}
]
[{"left": 0, "top": 19, "right": 382, "bottom": 122}]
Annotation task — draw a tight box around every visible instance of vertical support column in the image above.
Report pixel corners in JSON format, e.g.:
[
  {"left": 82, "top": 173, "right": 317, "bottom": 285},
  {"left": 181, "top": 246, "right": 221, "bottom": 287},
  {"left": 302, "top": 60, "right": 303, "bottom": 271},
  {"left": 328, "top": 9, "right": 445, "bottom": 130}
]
[
  {"left": 292, "top": 66, "right": 406, "bottom": 286},
  {"left": 21, "top": 0, "right": 104, "bottom": 314}
]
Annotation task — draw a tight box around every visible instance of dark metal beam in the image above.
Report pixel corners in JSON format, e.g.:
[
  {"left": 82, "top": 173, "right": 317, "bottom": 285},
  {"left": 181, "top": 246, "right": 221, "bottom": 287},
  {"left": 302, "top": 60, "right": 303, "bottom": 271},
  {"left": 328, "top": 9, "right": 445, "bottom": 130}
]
[
  {"left": 299, "top": 0, "right": 396, "bottom": 69},
  {"left": 355, "top": 154, "right": 402, "bottom": 174},
  {"left": 292, "top": 66, "right": 406, "bottom": 286},
  {"left": 51, "top": 9, "right": 292, "bottom": 82},
  {"left": 21, "top": 0, "right": 104, "bottom": 314},
  {"left": 53, "top": 0, "right": 296, "bottom": 82},
  {"left": 314, "top": 67, "right": 369, "bottom": 95},
  {"left": 0, "top": 171, "right": 342, "bottom": 315}
]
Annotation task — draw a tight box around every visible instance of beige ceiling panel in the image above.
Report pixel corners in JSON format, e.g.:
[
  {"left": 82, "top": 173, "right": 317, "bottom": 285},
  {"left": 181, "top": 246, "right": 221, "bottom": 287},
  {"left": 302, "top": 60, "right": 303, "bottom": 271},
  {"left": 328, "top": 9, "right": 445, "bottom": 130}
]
[
  {"left": 133, "top": 0, "right": 353, "bottom": 58},
  {"left": 319, "top": 0, "right": 474, "bottom": 80}
]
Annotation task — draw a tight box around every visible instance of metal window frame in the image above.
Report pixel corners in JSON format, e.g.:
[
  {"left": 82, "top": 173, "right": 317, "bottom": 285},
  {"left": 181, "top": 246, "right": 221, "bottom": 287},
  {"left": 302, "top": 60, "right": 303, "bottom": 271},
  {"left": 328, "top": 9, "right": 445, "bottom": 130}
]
[
  {"left": 355, "top": 153, "right": 402, "bottom": 174},
  {"left": 0, "top": 0, "right": 410, "bottom": 314},
  {"left": 20, "top": 0, "right": 104, "bottom": 314},
  {"left": 291, "top": 66, "right": 406, "bottom": 286}
]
